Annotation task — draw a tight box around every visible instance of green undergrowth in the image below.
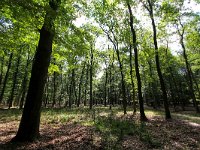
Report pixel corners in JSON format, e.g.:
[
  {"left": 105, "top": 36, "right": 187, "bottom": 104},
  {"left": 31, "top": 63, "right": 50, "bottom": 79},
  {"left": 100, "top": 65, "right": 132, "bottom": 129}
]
[
  {"left": 93, "top": 111, "right": 161, "bottom": 149},
  {"left": 0, "top": 106, "right": 199, "bottom": 149},
  {"left": 172, "top": 112, "right": 200, "bottom": 124},
  {"left": 0, "top": 108, "right": 22, "bottom": 122}
]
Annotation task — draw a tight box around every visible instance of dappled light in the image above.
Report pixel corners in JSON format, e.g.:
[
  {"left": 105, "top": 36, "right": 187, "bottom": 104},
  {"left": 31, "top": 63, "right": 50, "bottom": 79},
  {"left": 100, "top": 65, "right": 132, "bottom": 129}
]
[
  {"left": 0, "top": 0, "right": 200, "bottom": 149},
  {"left": 0, "top": 108, "right": 200, "bottom": 149}
]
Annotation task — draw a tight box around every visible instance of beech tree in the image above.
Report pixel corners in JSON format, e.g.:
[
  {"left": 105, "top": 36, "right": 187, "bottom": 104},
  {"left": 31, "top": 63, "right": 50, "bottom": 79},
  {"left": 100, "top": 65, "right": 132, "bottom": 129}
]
[
  {"left": 12, "top": 0, "right": 61, "bottom": 142},
  {"left": 127, "top": 0, "right": 147, "bottom": 121},
  {"left": 140, "top": 0, "right": 171, "bottom": 119}
]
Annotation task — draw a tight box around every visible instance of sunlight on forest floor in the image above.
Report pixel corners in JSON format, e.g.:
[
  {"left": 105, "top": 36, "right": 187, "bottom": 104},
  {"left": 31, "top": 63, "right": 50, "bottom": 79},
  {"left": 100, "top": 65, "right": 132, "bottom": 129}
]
[{"left": 0, "top": 107, "right": 200, "bottom": 150}]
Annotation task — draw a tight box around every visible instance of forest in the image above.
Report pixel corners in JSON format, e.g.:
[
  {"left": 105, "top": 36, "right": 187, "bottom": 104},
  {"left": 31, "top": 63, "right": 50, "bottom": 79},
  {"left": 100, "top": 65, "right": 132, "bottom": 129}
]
[{"left": 0, "top": 0, "right": 200, "bottom": 149}]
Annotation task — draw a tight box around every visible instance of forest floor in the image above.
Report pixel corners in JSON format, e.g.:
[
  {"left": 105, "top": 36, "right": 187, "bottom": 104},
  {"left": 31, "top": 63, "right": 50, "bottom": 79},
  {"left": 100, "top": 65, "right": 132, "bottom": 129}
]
[{"left": 0, "top": 106, "right": 200, "bottom": 150}]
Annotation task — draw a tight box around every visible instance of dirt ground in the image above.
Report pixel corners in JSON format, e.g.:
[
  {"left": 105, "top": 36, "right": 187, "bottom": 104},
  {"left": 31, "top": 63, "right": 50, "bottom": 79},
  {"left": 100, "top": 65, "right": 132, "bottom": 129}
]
[{"left": 0, "top": 109, "right": 200, "bottom": 150}]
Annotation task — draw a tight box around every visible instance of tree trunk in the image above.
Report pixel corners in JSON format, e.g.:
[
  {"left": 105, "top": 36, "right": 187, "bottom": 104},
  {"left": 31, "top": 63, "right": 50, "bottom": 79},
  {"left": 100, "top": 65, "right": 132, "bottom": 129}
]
[
  {"left": 146, "top": 0, "right": 171, "bottom": 119},
  {"left": 12, "top": 0, "right": 60, "bottom": 142},
  {"left": 58, "top": 67, "right": 63, "bottom": 107},
  {"left": 179, "top": 31, "right": 199, "bottom": 112},
  {"left": 191, "top": 69, "right": 200, "bottom": 106},
  {"left": 44, "top": 77, "right": 50, "bottom": 108},
  {"left": 147, "top": 60, "right": 158, "bottom": 107},
  {"left": 68, "top": 74, "right": 73, "bottom": 109},
  {"left": 127, "top": 2, "right": 147, "bottom": 121},
  {"left": 89, "top": 45, "right": 93, "bottom": 109},
  {"left": 101, "top": 26, "right": 127, "bottom": 114},
  {"left": 104, "top": 67, "right": 108, "bottom": 107},
  {"left": 0, "top": 55, "right": 4, "bottom": 89},
  {"left": 19, "top": 52, "right": 31, "bottom": 109},
  {"left": 72, "top": 69, "right": 77, "bottom": 106},
  {"left": 84, "top": 64, "right": 89, "bottom": 106},
  {"left": 116, "top": 48, "right": 127, "bottom": 114},
  {"left": 8, "top": 51, "right": 21, "bottom": 108},
  {"left": 52, "top": 70, "right": 57, "bottom": 107},
  {"left": 109, "top": 64, "right": 113, "bottom": 109},
  {"left": 77, "top": 63, "right": 85, "bottom": 107},
  {"left": 0, "top": 52, "right": 13, "bottom": 103},
  {"left": 129, "top": 45, "right": 136, "bottom": 113}
]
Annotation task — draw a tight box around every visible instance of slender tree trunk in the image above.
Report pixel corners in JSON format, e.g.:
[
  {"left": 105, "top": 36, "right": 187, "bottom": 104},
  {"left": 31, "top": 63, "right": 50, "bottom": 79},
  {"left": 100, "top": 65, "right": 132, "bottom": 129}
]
[
  {"left": 169, "top": 67, "right": 182, "bottom": 108},
  {"left": 109, "top": 64, "right": 113, "bottom": 109},
  {"left": 147, "top": 60, "right": 157, "bottom": 107},
  {"left": 52, "top": 69, "right": 57, "bottom": 107},
  {"left": 0, "top": 55, "right": 4, "bottom": 89},
  {"left": 68, "top": 74, "right": 73, "bottom": 109},
  {"left": 8, "top": 51, "right": 21, "bottom": 108},
  {"left": 58, "top": 67, "right": 63, "bottom": 107},
  {"left": 101, "top": 26, "right": 127, "bottom": 114},
  {"left": 89, "top": 45, "right": 93, "bottom": 109},
  {"left": 191, "top": 69, "right": 200, "bottom": 105},
  {"left": 19, "top": 53, "right": 31, "bottom": 109},
  {"left": 179, "top": 31, "right": 199, "bottom": 112},
  {"left": 104, "top": 67, "right": 108, "bottom": 107},
  {"left": 116, "top": 48, "right": 127, "bottom": 114},
  {"left": 152, "top": 21, "right": 171, "bottom": 119},
  {"left": 77, "top": 63, "right": 85, "bottom": 107},
  {"left": 145, "top": 0, "right": 171, "bottom": 119},
  {"left": 127, "top": 2, "right": 147, "bottom": 121},
  {"left": 110, "top": 52, "right": 115, "bottom": 107},
  {"left": 44, "top": 77, "right": 49, "bottom": 108},
  {"left": 12, "top": 0, "right": 60, "bottom": 142},
  {"left": 129, "top": 45, "right": 136, "bottom": 113},
  {"left": 0, "top": 52, "right": 13, "bottom": 103},
  {"left": 84, "top": 64, "right": 89, "bottom": 106},
  {"left": 72, "top": 69, "right": 77, "bottom": 106}
]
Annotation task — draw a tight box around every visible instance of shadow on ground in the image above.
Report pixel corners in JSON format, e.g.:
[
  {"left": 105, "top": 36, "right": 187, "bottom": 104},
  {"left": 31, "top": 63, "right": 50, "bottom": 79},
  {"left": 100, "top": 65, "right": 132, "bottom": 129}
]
[{"left": 0, "top": 108, "right": 200, "bottom": 150}]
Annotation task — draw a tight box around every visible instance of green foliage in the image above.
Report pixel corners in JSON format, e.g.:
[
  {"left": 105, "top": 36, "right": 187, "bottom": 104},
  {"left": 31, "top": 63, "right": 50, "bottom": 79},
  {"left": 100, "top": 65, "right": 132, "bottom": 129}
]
[{"left": 0, "top": 0, "right": 200, "bottom": 126}]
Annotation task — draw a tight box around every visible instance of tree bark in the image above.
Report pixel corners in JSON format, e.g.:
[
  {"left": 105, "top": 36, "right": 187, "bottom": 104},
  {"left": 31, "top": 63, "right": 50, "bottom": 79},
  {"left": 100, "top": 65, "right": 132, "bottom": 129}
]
[
  {"left": 18, "top": 50, "right": 31, "bottom": 108},
  {"left": 52, "top": 60, "right": 57, "bottom": 107},
  {"left": 101, "top": 26, "right": 127, "bottom": 114},
  {"left": 104, "top": 67, "right": 108, "bottom": 107},
  {"left": 12, "top": 0, "right": 60, "bottom": 142},
  {"left": 116, "top": 47, "right": 127, "bottom": 114},
  {"left": 145, "top": 0, "right": 171, "bottom": 119},
  {"left": 129, "top": 45, "right": 136, "bottom": 113},
  {"left": 77, "top": 63, "right": 85, "bottom": 107},
  {"left": 147, "top": 60, "right": 158, "bottom": 107},
  {"left": 0, "top": 52, "right": 13, "bottom": 103},
  {"left": 127, "top": 2, "right": 147, "bottom": 121},
  {"left": 68, "top": 73, "right": 73, "bottom": 108},
  {"left": 8, "top": 51, "right": 21, "bottom": 108},
  {"left": 72, "top": 69, "right": 77, "bottom": 106},
  {"left": 89, "top": 45, "right": 94, "bottom": 109},
  {"left": 58, "top": 70, "right": 63, "bottom": 107},
  {"left": 0, "top": 55, "right": 4, "bottom": 89},
  {"left": 178, "top": 26, "right": 199, "bottom": 112},
  {"left": 84, "top": 64, "right": 89, "bottom": 106}
]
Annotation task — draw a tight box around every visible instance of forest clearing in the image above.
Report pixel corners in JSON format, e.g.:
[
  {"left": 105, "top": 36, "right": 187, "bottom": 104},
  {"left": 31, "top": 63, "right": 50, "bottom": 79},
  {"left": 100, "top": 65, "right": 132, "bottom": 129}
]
[
  {"left": 1, "top": 0, "right": 200, "bottom": 149},
  {"left": 0, "top": 107, "right": 200, "bottom": 150}
]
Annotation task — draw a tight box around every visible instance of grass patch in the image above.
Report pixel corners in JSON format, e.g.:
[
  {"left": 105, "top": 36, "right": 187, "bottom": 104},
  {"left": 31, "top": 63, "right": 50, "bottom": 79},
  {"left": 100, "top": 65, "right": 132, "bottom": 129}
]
[
  {"left": 172, "top": 113, "right": 200, "bottom": 124},
  {"left": 0, "top": 106, "right": 199, "bottom": 149},
  {"left": 93, "top": 110, "right": 161, "bottom": 149},
  {"left": 0, "top": 108, "right": 22, "bottom": 122}
]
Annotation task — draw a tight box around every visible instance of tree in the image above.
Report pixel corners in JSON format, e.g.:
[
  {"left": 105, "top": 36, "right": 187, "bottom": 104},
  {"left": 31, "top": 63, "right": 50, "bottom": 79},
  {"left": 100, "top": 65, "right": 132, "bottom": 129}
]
[
  {"left": 12, "top": 0, "right": 61, "bottom": 142},
  {"left": 176, "top": 19, "right": 199, "bottom": 112},
  {"left": 141, "top": 0, "right": 171, "bottom": 119},
  {"left": 0, "top": 52, "right": 13, "bottom": 103},
  {"left": 8, "top": 48, "right": 22, "bottom": 108},
  {"left": 127, "top": 0, "right": 147, "bottom": 121}
]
